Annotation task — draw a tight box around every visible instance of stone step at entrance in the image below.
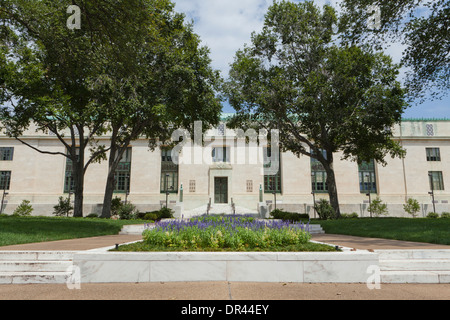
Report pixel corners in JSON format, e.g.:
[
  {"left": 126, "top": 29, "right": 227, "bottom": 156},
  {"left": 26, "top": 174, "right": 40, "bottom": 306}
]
[
  {"left": 376, "top": 249, "right": 450, "bottom": 284},
  {"left": 0, "top": 251, "right": 76, "bottom": 284}
]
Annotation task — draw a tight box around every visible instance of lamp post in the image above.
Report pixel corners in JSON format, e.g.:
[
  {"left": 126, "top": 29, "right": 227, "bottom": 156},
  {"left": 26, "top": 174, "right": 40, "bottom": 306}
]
[
  {"left": 165, "top": 173, "right": 170, "bottom": 208},
  {"left": 366, "top": 192, "right": 372, "bottom": 218},
  {"left": 0, "top": 189, "right": 8, "bottom": 215},
  {"left": 428, "top": 173, "right": 436, "bottom": 215},
  {"left": 311, "top": 192, "right": 316, "bottom": 219},
  {"left": 311, "top": 172, "right": 316, "bottom": 219},
  {"left": 259, "top": 184, "right": 263, "bottom": 203},
  {"left": 272, "top": 191, "right": 277, "bottom": 211},
  {"left": 365, "top": 173, "right": 372, "bottom": 218},
  {"left": 180, "top": 184, "right": 183, "bottom": 203},
  {"left": 125, "top": 176, "right": 130, "bottom": 205}
]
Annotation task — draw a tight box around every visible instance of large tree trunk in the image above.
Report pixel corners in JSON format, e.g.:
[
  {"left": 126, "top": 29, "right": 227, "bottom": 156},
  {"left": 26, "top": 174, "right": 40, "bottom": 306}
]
[
  {"left": 322, "top": 151, "right": 341, "bottom": 219},
  {"left": 101, "top": 130, "right": 129, "bottom": 219},
  {"left": 72, "top": 155, "right": 85, "bottom": 218},
  {"left": 101, "top": 143, "right": 119, "bottom": 219}
]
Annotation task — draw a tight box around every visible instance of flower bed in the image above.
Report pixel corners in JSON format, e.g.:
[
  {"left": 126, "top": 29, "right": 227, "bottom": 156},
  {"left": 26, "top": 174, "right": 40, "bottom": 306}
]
[{"left": 119, "top": 215, "right": 335, "bottom": 252}]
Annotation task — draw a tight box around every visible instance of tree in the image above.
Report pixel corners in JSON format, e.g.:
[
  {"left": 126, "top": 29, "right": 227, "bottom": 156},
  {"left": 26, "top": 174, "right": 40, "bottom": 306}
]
[
  {"left": 225, "top": 0, "right": 406, "bottom": 218},
  {"left": 0, "top": 1, "right": 201, "bottom": 217},
  {"left": 0, "top": 0, "right": 115, "bottom": 217},
  {"left": 368, "top": 197, "right": 388, "bottom": 217},
  {"left": 92, "top": 2, "right": 222, "bottom": 218},
  {"left": 339, "top": 0, "right": 449, "bottom": 102},
  {"left": 404, "top": 198, "right": 420, "bottom": 218}
]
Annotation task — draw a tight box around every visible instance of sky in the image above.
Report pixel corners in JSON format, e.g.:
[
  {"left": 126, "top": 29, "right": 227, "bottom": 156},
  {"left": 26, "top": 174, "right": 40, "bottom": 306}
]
[{"left": 173, "top": 0, "right": 449, "bottom": 119}]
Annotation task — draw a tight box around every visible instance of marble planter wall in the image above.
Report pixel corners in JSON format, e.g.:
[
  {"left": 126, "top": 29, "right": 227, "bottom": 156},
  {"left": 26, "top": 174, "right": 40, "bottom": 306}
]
[{"left": 73, "top": 251, "right": 379, "bottom": 284}]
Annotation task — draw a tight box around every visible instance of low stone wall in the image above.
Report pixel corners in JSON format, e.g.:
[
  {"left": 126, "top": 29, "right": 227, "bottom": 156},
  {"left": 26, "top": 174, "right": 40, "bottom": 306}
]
[{"left": 73, "top": 251, "right": 379, "bottom": 284}]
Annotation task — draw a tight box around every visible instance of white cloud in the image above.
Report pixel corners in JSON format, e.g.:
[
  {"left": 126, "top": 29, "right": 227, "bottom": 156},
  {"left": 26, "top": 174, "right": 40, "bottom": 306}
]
[
  {"left": 173, "top": 0, "right": 449, "bottom": 117},
  {"left": 173, "top": 0, "right": 349, "bottom": 78},
  {"left": 174, "top": 0, "right": 272, "bottom": 76}
]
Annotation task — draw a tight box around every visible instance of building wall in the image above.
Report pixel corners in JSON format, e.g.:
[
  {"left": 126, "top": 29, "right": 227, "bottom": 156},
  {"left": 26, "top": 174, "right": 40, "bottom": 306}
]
[{"left": 0, "top": 120, "right": 449, "bottom": 217}]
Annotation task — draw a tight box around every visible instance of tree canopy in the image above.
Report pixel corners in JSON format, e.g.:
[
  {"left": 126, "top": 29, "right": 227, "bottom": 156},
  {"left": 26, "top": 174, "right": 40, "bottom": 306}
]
[
  {"left": 0, "top": 0, "right": 222, "bottom": 217},
  {"left": 339, "top": 0, "right": 449, "bottom": 102},
  {"left": 225, "top": 0, "right": 407, "bottom": 217}
]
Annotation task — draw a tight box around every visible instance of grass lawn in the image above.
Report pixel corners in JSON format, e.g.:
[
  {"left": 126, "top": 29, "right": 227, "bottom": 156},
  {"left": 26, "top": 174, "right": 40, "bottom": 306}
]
[
  {"left": 315, "top": 218, "right": 450, "bottom": 245},
  {"left": 0, "top": 216, "right": 144, "bottom": 247}
]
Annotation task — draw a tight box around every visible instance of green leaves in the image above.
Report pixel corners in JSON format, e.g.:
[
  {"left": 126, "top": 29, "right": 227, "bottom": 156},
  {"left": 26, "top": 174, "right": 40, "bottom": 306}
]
[
  {"left": 339, "top": 0, "right": 449, "bottom": 101},
  {"left": 226, "top": 0, "right": 407, "bottom": 217}
]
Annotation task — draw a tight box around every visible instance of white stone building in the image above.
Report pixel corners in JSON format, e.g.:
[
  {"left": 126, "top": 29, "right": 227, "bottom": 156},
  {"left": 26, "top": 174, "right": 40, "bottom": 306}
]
[{"left": 0, "top": 118, "right": 449, "bottom": 218}]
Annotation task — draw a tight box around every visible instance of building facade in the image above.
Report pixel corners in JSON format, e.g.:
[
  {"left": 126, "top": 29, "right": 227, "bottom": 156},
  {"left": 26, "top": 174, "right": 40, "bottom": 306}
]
[{"left": 0, "top": 119, "right": 449, "bottom": 218}]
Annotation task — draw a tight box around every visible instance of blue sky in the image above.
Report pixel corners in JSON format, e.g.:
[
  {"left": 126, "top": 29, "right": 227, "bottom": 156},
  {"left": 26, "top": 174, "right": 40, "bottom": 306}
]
[{"left": 173, "top": 0, "right": 449, "bottom": 119}]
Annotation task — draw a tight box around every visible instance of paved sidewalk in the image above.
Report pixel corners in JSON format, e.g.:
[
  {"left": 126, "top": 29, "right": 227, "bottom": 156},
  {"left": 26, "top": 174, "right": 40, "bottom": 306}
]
[
  {"left": 0, "top": 282, "right": 448, "bottom": 300},
  {"left": 0, "top": 233, "right": 449, "bottom": 301},
  {"left": 0, "top": 234, "right": 143, "bottom": 251},
  {"left": 311, "top": 234, "right": 450, "bottom": 250}
]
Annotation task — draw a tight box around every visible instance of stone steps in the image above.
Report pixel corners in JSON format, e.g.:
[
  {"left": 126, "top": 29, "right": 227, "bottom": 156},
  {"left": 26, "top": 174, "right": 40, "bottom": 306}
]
[
  {"left": 376, "top": 249, "right": 450, "bottom": 284},
  {"left": 0, "top": 261, "right": 72, "bottom": 272},
  {"left": 0, "top": 271, "right": 73, "bottom": 285},
  {"left": 0, "top": 251, "right": 76, "bottom": 284}
]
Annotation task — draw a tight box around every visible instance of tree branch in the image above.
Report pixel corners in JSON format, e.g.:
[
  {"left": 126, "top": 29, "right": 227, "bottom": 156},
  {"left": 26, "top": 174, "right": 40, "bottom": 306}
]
[{"left": 14, "top": 137, "right": 67, "bottom": 158}]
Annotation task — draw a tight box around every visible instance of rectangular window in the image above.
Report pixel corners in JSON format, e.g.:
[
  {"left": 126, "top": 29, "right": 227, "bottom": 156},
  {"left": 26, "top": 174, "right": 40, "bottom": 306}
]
[
  {"left": 429, "top": 171, "right": 444, "bottom": 191},
  {"left": 264, "top": 147, "right": 282, "bottom": 193},
  {"left": 0, "top": 171, "right": 11, "bottom": 190},
  {"left": 426, "top": 148, "right": 441, "bottom": 162},
  {"left": 64, "top": 148, "right": 79, "bottom": 193},
  {"left": 161, "top": 148, "right": 178, "bottom": 193},
  {"left": 189, "top": 180, "right": 196, "bottom": 193},
  {"left": 359, "top": 160, "right": 377, "bottom": 193},
  {"left": 246, "top": 180, "right": 253, "bottom": 193},
  {"left": 212, "top": 146, "right": 230, "bottom": 163},
  {"left": 0, "top": 147, "right": 14, "bottom": 161},
  {"left": 114, "top": 148, "right": 132, "bottom": 193},
  {"left": 311, "top": 149, "right": 328, "bottom": 193}
]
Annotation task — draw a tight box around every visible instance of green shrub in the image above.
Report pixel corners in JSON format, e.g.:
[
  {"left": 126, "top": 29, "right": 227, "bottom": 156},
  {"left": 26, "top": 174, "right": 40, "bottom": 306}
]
[
  {"left": 134, "top": 211, "right": 149, "bottom": 220},
  {"left": 13, "top": 200, "right": 33, "bottom": 217},
  {"left": 270, "top": 209, "right": 287, "bottom": 220},
  {"left": 341, "top": 212, "right": 359, "bottom": 219},
  {"left": 427, "top": 212, "right": 439, "bottom": 219},
  {"left": 368, "top": 197, "right": 388, "bottom": 217},
  {"left": 404, "top": 198, "right": 420, "bottom": 218},
  {"left": 144, "top": 212, "right": 159, "bottom": 221},
  {"left": 118, "top": 203, "right": 138, "bottom": 220},
  {"left": 111, "top": 197, "right": 123, "bottom": 217},
  {"left": 270, "top": 209, "right": 309, "bottom": 222},
  {"left": 86, "top": 213, "right": 99, "bottom": 218},
  {"left": 53, "top": 196, "right": 73, "bottom": 217},
  {"left": 441, "top": 212, "right": 450, "bottom": 218},
  {"left": 158, "top": 207, "right": 174, "bottom": 219},
  {"left": 315, "top": 199, "right": 335, "bottom": 220}
]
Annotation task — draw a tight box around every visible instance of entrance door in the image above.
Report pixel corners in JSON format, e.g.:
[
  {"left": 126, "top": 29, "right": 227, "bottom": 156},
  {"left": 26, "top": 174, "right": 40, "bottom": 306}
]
[{"left": 214, "top": 177, "right": 228, "bottom": 204}]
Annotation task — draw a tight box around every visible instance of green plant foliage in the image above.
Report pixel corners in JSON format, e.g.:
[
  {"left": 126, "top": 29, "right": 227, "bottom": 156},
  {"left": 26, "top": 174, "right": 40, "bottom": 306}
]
[
  {"left": 427, "top": 212, "right": 439, "bottom": 219},
  {"left": 118, "top": 203, "right": 139, "bottom": 220},
  {"left": 13, "top": 200, "right": 33, "bottom": 217},
  {"left": 368, "top": 197, "right": 388, "bottom": 217},
  {"left": 441, "top": 212, "right": 450, "bottom": 219},
  {"left": 314, "top": 199, "right": 335, "bottom": 220},
  {"left": 403, "top": 198, "right": 420, "bottom": 218},
  {"left": 53, "top": 196, "right": 73, "bottom": 217},
  {"left": 141, "top": 215, "right": 314, "bottom": 252},
  {"left": 270, "top": 209, "right": 309, "bottom": 222}
]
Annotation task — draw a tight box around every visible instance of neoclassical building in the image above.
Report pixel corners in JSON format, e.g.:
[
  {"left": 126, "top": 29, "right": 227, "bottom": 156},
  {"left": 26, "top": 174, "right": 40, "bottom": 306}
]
[{"left": 0, "top": 118, "right": 449, "bottom": 218}]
